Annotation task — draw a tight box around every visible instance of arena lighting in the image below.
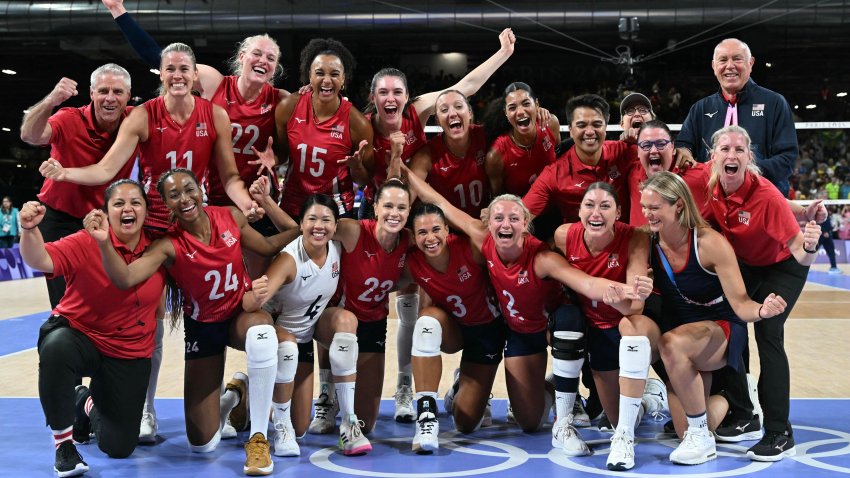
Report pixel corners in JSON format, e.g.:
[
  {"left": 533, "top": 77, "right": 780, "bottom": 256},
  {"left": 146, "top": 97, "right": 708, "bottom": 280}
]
[
  {"left": 838, "top": 92, "right": 848, "bottom": 97},
  {"left": 806, "top": 104, "right": 817, "bottom": 109},
  {"left": 150, "top": 68, "right": 160, "bottom": 75},
  {"left": 1, "top": 128, "right": 9, "bottom": 132},
  {"left": 1, "top": 69, "right": 16, "bottom": 75},
  {"left": 765, "top": 62, "right": 772, "bottom": 68}
]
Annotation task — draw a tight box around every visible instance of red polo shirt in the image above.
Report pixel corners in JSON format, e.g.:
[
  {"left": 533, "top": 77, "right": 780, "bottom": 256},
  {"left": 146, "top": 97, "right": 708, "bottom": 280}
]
[
  {"left": 709, "top": 172, "right": 798, "bottom": 266},
  {"left": 45, "top": 228, "right": 165, "bottom": 359}
]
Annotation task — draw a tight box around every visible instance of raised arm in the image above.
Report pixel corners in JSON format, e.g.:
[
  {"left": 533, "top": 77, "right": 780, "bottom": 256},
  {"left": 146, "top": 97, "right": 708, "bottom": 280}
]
[
  {"left": 411, "top": 28, "right": 516, "bottom": 123},
  {"left": 401, "top": 158, "right": 489, "bottom": 248},
  {"left": 789, "top": 220, "right": 821, "bottom": 266},
  {"left": 243, "top": 251, "right": 297, "bottom": 312},
  {"left": 339, "top": 108, "right": 375, "bottom": 187},
  {"left": 484, "top": 148, "right": 505, "bottom": 196},
  {"left": 249, "top": 176, "right": 297, "bottom": 232},
  {"left": 90, "top": 212, "right": 172, "bottom": 289},
  {"left": 17, "top": 202, "right": 54, "bottom": 273},
  {"left": 20, "top": 78, "right": 79, "bottom": 145},
  {"left": 231, "top": 207, "right": 300, "bottom": 257},
  {"left": 534, "top": 249, "right": 644, "bottom": 305},
  {"left": 103, "top": 0, "right": 162, "bottom": 68},
  {"left": 38, "top": 106, "right": 146, "bottom": 185}
]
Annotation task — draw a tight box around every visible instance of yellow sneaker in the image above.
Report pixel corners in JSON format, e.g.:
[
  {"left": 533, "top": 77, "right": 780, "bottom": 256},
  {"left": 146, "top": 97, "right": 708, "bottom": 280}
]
[
  {"left": 243, "top": 432, "right": 273, "bottom": 476},
  {"left": 226, "top": 372, "right": 249, "bottom": 432}
]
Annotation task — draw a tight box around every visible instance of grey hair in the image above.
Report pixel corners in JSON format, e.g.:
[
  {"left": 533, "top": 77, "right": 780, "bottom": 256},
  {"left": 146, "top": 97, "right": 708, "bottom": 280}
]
[
  {"left": 90, "top": 63, "right": 131, "bottom": 90},
  {"left": 713, "top": 38, "right": 752, "bottom": 62}
]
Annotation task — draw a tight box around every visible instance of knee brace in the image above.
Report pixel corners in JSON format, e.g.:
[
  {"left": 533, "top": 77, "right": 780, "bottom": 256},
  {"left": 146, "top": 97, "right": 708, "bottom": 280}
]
[
  {"left": 396, "top": 293, "right": 420, "bottom": 329},
  {"left": 189, "top": 430, "right": 221, "bottom": 453},
  {"left": 276, "top": 341, "right": 299, "bottom": 384},
  {"left": 619, "top": 336, "right": 651, "bottom": 380},
  {"left": 245, "top": 324, "right": 277, "bottom": 369},
  {"left": 551, "top": 331, "right": 585, "bottom": 361},
  {"left": 411, "top": 316, "right": 442, "bottom": 358},
  {"left": 329, "top": 332, "right": 358, "bottom": 377}
]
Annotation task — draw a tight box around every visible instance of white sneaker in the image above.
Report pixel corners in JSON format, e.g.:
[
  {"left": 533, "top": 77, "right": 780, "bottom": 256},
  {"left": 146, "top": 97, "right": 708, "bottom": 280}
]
[
  {"left": 273, "top": 420, "right": 300, "bottom": 457},
  {"left": 747, "top": 373, "right": 764, "bottom": 427},
  {"left": 394, "top": 385, "right": 415, "bottom": 423},
  {"left": 506, "top": 400, "right": 515, "bottom": 423},
  {"left": 443, "top": 368, "right": 460, "bottom": 415},
  {"left": 641, "top": 377, "right": 668, "bottom": 420},
  {"left": 308, "top": 393, "right": 338, "bottom": 435},
  {"left": 221, "top": 417, "right": 237, "bottom": 439},
  {"left": 572, "top": 397, "right": 591, "bottom": 427},
  {"left": 552, "top": 414, "right": 591, "bottom": 456},
  {"left": 670, "top": 428, "right": 717, "bottom": 465},
  {"left": 607, "top": 430, "right": 636, "bottom": 471},
  {"left": 139, "top": 410, "right": 157, "bottom": 444},
  {"left": 481, "top": 397, "right": 493, "bottom": 428},
  {"left": 225, "top": 372, "right": 250, "bottom": 432},
  {"left": 339, "top": 414, "right": 372, "bottom": 456},
  {"left": 412, "top": 411, "right": 440, "bottom": 453}
]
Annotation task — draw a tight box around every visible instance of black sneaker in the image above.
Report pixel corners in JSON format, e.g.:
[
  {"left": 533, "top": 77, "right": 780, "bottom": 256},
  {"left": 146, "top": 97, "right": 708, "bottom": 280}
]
[
  {"left": 715, "top": 415, "right": 762, "bottom": 442},
  {"left": 747, "top": 429, "right": 796, "bottom": 461},
  {"left": 54, "top": 441, "right": 89, "bottom": 477},
  {"left": 72, "top": 386, "right": 92, "bottom": 444},
  {"left": 597, "top": 413, "right": 613, "bottom": 433},
  {"left": 662, "top": 419, "right": 676, "bottom": 435}
]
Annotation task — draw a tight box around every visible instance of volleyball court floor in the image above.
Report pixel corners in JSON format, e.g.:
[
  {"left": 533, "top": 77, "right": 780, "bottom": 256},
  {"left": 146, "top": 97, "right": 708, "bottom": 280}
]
[{"left": 1, "top": 267, "right": 849, "bottom": 477}]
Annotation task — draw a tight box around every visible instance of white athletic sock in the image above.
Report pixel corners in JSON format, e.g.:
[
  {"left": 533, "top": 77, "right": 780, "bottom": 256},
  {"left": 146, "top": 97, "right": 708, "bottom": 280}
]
[
  {"left": 686, "top": 412, "right": 709, "bottom": 431},
  {"left": 248, "top": 364, "right": 276, "bottom": 438},
  {"left": 395, "top": 294, "right": 418, "bottom": 375},
  {"left": 335, "top": 381, "right": 356, "bottom": 417},
  {"left": 617, "top": 394, "right": 643, "bottom": 437},
  {"left": 219, "top": 387, "right": 239, "bottom": 431},
  {"left": 272, "top": 400, "right": 292, "bottom": 424},
  {"left": 555, "top": 391, "right": 576, "bottom": 420}
]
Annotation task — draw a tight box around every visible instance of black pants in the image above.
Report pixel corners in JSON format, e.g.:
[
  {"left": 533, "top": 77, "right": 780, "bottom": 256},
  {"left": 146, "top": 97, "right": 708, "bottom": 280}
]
[
  {"left": 38, "top": 316, "right": 150, "bottom": 458},
  {"left": 818, "top": 232, "right": 837, "bottom": 268},
  {"left": 39, "top": 206, "right": 84, "bottom": 308},
  {"left": 0, "top": 236, "right": 14, "bottom": 248},
  {"left": 723, "top": 257, "right": 808, "bottom": 433}
]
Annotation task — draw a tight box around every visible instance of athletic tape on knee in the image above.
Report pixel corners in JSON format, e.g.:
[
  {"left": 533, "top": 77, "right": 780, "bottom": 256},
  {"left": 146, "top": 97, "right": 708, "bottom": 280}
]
[
  {"left": 276, "top": 341, "right": 299, "bottom": 384},
  {"left": 411, "top": 315, "right": 442, "bottom": 357},
  {"left": 189, "top": 430, "right": 221, "bottom": 453},
  {"left": 329, "top": 332, "right": 358, "bottom": 377},
  {"left": 551, "top": 330, "right": 585, "bottom": 361},
  {"left": 245, "top": 324, "right": 278, "bottom": 369},
  {"left": 396, "top": 294, "right": 420, "bottom": 328},
  {"left": 619, "top": 336, "right": 651, "bottom": 380}
]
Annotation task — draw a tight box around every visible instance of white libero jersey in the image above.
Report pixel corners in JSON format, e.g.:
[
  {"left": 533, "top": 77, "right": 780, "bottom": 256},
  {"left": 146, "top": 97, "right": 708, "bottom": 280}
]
[{"left": 263, "top": 236, "right": 342, "bottom": 342}]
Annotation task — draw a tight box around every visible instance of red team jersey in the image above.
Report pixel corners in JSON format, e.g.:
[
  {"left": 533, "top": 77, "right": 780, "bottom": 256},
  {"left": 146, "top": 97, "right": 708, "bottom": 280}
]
[
  {"left": 45, "top": 229, "right": 165, "bottom": 359},
  {"left": 167, "top": 206, "right": 250, "bottom": 323},
  {"left": 562, "top": 221, "right": 633, "bottom": 329},
  {"left": 627, "top": 162, "right": 712, "bottom": 226},
  {"left": 141, "top": 96, "right": 217, "bottom": 229},
  {"left": 523, "top": 141, "right": 635, "bottom": 224},
  {"left": 40, "top": 104, "right": 136, "bottom": 219},
  {"left": 365, "top": 104, "right": 427, "bottom": 202},
  {"left": 482, "top": 234, "right": 567, "bottom": 334},
  {"left": 283, "top": 93, "right": 356, "bottom": 217},
  {"left": 406, "top": 234, "right": 500, "bottom": 326},
  {"left": 207, "top": 76, "right": 281, "bottom": 206},
  {"left": 490, "top": 124, "right": 557, "bottom": 197},
  {"left": 709, "top": 173, "right": 799, "bottom": 266},
  {"left": 426, "top": 124, "right": 490, "bottom": 218},
  {"left": 340, "top": 220, "right": 409, "bottom": 322}
]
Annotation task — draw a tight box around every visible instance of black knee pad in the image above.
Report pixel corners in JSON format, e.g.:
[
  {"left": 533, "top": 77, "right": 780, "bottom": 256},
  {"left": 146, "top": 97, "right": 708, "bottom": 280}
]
[{"left": 548, "top": 304, "right": 586, "bottom": 361}]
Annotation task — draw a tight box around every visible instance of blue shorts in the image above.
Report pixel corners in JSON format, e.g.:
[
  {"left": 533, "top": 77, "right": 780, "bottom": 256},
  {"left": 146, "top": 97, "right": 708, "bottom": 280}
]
[
  {"left": 504, "top": 329, "right": 548, "bottom": 358},
  {"left": 357, "top": 318, "right": 388, "bottom": 354},
  {"left": 183, "top": 318, "right": 231, "bottom": 360},
  {"left": 586, "top": 326, "right": 621, "bottom": 372},
  {"left": 459, "top": 319, "right": 506, "bottom": 365}
]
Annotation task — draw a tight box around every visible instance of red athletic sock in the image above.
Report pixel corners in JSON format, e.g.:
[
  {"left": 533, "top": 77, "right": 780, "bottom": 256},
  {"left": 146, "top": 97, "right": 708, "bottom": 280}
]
[{"left": 53, "top": 426, "right": 73, "bottom": 448}]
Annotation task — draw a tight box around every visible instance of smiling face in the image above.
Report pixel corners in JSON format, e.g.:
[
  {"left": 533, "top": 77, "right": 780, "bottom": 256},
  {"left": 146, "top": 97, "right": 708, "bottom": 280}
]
[
  {"left": 712, "top": 39, "right": 754, "bottom": 96},
  {"left": 487, "top": 200, "right": 527, "bottom": 249},
  {"left": 371, "top": 75, "right": 409, "bottom": 131},
  {"left": 620, "top": 104, "right": 653, "bottom": 132},
  {"left": 106, "top": 183, "right": 147, "bottom": 240},
  {"left": 160, "top": 51, "right": 198, "bottom": 98},
  {"left": 162, "top": 173, "right": 203, "bottom": 223},
  {"left": 309, "top": 54, "right": 345, "bottom": 102},
  {"left": 505, "top": 89, "right": 538, "bottom": 136},
  {"left": 436, "top": 91, "right": 472, "bottom": 142},
  {"left": 239, "top": 37, "right": 280, "bottom": 85},
  {"left": 711, "top": 131, "right": 753, "bottom": 194},
  {"left": 413, "top": 213, "right": 449, "bottom": 258},
  {"left": 90, "top": 73, "right": 130, "bottom": 128},
  {"left": 569, "top": 106, "right": 606, "bottom": 160},
  {"left": 579, "top": 187, "right": 619, "bottom": 240},
  {"left": 300, "top": 203, "right": 337, "bottom": 249},
  {"left": 375, "top": 185, "right": 410, "bottom": 235},
  {"left": 637, "top": 127, "right": 675, "bottom": 176},
  {"left": 640, "top": 187, "right": 681, "bottom": 234}
]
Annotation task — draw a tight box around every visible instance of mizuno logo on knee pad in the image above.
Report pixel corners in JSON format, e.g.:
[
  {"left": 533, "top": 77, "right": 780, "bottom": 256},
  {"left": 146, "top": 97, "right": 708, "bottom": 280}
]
[{"left": 338, "top": 345, "right": 349, "bottom": 352}]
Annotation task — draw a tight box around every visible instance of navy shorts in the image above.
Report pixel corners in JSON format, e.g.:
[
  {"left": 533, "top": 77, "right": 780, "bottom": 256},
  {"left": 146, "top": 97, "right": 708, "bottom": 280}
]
[
  {"left": 297, "top": 341, "right": 315, "bottom": 364},
  {"left": 586, "top": 326, "right": 621, "bottom": 372},
  {"left": 459, "top": 319, "right": 507, "bottom": 365},
  {"left": 357, "top": 318, "right": 388, "bottom": 354},
  {"left": 183, "top": 318, "right": 231, "bottom": 360},
  {"left": 504, "top": 329, "right": 548, "bottom": 358},
  {"left": 249, "top": 214, "right": 279, "bottom": 237}
]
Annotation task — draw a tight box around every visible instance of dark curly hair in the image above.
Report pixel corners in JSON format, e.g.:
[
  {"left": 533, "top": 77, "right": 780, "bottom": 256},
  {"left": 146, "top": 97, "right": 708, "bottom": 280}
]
[{"left": 299, "top": 38, "right": 356, "bottom": 86}]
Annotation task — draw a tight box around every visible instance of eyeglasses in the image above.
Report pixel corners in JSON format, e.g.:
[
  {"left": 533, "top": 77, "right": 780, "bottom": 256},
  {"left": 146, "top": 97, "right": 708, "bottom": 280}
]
[
  {"left": 624, "top": 106, "right": 651, "bottom": 116},
  {"left": 637, "top": 139, "right": 672, "bottom": 151}
]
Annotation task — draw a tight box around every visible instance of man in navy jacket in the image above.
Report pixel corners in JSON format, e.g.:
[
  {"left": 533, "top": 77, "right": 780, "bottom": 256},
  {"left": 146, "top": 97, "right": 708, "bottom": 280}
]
[{"left": 676, "top": 38, "right": 797, "bottom": 196}]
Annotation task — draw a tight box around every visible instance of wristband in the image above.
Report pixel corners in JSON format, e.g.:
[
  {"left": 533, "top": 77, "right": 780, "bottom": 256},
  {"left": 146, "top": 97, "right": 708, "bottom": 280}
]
[
  {"left": 757, "top": 305, "right": 765, "bottom": 320},
  {"left": 21, "top": 224, "right": 37, "bottom": 231},
  {"left": 803, "top": 246, "right": 817, "bottom": 254}
]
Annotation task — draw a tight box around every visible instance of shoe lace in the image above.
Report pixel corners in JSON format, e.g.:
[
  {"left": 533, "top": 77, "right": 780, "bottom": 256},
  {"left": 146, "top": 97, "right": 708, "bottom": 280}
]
[
  {"left": 246, "top": 435, "right": 268, "bottom": 461},
  {"left": 57, "top": 442, "right": 81, "bottom": 463},
  {"left": 314, "top": 394, "right": 332, "bottom": 420},
  {"left": 142, "top": 411, "right": 156, "bottom": 424},
  {"left": 611, "top": 433, "right": 634, "bottom": 457},
  {"left": 418, "top": 416, "right": 437, "bottom": 435},
  {"left": 680, "top": 430, "right": 706, "bottom": 450},
  {"left": 395, "top": 387, "right": 413, "bottom": 408}
]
